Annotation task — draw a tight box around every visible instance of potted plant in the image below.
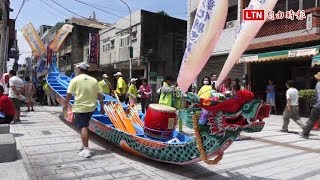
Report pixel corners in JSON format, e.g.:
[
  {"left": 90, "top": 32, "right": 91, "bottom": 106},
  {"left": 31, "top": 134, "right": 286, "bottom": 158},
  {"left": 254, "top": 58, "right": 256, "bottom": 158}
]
[{"left": 299, "top": 89, "right": 316, "bottom": 116}]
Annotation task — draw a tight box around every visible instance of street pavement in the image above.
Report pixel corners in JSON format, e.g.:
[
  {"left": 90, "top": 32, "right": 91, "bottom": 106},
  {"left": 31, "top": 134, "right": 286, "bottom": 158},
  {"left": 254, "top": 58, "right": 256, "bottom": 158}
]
[{"left": 4, "top": 105, "right": 320, "bottom": 180}]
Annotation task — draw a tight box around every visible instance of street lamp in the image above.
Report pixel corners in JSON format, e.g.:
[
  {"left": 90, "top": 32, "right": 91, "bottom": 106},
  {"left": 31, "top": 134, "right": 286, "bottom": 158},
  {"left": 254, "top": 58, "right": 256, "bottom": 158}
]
[{"left": 119, "top": 0, "right": 132, "bottom": 79}]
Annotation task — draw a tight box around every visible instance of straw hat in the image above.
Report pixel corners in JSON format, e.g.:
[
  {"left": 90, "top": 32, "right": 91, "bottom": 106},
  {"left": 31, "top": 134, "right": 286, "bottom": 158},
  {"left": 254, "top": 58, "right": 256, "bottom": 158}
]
[{"left": 314, "top": 72, "right": 320, "bottom": 80}]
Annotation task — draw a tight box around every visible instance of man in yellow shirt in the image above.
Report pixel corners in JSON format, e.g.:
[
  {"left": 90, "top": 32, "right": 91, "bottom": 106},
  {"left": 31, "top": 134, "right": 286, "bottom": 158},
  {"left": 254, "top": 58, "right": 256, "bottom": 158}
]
[
  {"left": 64, "top": 62, "right": 105, "bottom": 158},
  {"left": 98, "top": 74, "right": 112, "bottom": 95},
  {"left": 127, "top": 78, "right": 138, "bottom": 106},
  {"left": 114, "top": 72, "right": 127, "bottom": 102}
]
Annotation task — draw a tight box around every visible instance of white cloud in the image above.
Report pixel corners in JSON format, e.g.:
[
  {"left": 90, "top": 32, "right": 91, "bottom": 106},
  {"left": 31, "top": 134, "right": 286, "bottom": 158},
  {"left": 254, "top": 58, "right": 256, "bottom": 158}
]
[{"left": 17, "top": 31, "right": 32, "bottom": 64}]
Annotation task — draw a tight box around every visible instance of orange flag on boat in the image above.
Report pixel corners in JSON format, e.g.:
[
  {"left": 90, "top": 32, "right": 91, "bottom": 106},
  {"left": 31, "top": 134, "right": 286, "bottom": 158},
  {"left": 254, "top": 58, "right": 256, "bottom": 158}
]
[
  {"left": 49, "top": 24, "right": 74, "bottom": 52},
  {"left": 177, "top": 0, "right": 228, "bottom": 93},
  {"left": 21, "top": 23, "right": 46, "bottom": 56},
  {"left": 216, "top": 0, "right": 279, "bottom": 88}
]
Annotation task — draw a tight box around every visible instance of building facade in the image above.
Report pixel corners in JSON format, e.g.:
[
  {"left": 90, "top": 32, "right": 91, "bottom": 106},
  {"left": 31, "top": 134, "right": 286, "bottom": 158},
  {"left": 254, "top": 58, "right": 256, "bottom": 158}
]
[
  {"left": 38, "top": 16, "right": 108, "bottom": 75},
  {"left": 0, "top": 0, "right": 16, "bottom": 74},
  {"left": 99, "top": 10, "right": 186, "bottom": 101},
  {"left": 188, "top": 0, "right": 320, "bottom": 110}
]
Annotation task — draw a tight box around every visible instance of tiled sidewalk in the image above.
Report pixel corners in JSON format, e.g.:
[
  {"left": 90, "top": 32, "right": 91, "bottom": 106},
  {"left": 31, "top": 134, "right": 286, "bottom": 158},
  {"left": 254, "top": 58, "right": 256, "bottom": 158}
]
[
  {"left": 10, "top": 107, "right": 148, "bottom": 180},
  {"left": 8, "top": 106, "right": 320, "bottom": 180}
]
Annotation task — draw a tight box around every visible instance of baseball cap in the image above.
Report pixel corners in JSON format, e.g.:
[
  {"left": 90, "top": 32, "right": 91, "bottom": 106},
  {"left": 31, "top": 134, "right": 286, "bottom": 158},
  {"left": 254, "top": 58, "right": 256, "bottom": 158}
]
[
  {"left": 102, "top": 74, "right": 109, "bottom": 78},
  {"left": 75, "top": 62, "right": 90, "bottom": 70},
  {"left": 130, "top": 78, "right": 138, "bottom": 82},
  {"left": 114, "top": 72, "right": 122, "bottom": 76}
]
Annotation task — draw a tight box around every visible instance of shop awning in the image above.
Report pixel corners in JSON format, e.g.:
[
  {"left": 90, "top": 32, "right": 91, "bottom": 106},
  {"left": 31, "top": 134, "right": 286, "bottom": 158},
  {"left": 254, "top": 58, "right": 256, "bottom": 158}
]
[
  {"left": 312, "top": 54, "right": 320, "bottom": 67},
  {"left": 239, "top": 45, "right": 320, "bottom": 64}
]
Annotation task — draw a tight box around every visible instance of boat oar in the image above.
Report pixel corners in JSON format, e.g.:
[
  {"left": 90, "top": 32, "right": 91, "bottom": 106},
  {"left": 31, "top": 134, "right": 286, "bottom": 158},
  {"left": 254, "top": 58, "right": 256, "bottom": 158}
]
[
  {"left": 110, "top": 102, "right": 126, "bottom": 131},
  {"left": 127, "top": 107, "right": 143, "bottom": 127},
  {"left": 115, "top": 104, "right": 136, "bottom": 134},
  {"left": 104, "top": 103, "right": 123, "bottom": 130},
  {"left": 105, "top": 103, "right": 126, "bottom": 131}
]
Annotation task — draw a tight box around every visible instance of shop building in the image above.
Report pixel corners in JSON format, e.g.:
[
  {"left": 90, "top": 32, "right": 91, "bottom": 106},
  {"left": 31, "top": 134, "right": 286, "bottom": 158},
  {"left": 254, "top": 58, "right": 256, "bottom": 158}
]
[{"left": 239, "top": 0, "right": 320, "bottom": 110}]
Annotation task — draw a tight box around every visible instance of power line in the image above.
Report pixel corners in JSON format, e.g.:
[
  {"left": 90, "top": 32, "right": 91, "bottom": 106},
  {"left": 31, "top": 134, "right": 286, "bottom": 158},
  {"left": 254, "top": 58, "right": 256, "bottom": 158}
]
[
  {"left": 75, "top": 0, "right": 129, "bottom": 13},
  {"left": 73, "top": 0, "right": 138, "bottom": 24},
  {"left": 39, "top": 0, "right": 72, "bottom": 19},
  {"left": 48, "top": 0, "right": 107, "bottom": 26},
  {"left": 15, "top": 0, "right": 27, "bottom": 20},
  {"left": 29, "top": 0, "right": 66, "bottom": 20}
]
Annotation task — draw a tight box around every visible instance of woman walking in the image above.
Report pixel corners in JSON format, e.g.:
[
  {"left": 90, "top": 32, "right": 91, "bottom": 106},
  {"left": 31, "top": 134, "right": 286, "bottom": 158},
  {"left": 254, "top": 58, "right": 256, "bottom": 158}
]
[{"left": 138, "top": 79, "right": 152, "bottom": 113}]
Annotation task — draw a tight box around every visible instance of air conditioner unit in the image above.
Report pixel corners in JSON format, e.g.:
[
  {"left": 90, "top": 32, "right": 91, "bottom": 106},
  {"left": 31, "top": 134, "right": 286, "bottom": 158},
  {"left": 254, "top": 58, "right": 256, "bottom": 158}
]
[{"left": 226, "top": 20, "right": 236, "bottom": 29}]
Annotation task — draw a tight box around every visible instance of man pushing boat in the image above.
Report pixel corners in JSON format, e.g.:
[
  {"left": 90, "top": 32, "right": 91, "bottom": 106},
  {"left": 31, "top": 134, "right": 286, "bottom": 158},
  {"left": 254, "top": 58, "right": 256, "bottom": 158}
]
[{"left": 63, "top": 62, "right": 105, "bottom": 158}]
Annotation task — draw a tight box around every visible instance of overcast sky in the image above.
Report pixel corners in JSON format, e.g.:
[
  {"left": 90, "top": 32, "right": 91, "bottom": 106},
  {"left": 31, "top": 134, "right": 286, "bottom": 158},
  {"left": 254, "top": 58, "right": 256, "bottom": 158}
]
[{"left": 11, "top": 0, "right": 187, "bottom": 63}]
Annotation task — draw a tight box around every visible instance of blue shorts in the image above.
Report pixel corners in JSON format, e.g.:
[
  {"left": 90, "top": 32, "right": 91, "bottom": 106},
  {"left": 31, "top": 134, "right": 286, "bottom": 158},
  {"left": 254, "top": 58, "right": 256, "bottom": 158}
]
[{"left": 74, "top": 112, "right": 94, "bottom": 129}]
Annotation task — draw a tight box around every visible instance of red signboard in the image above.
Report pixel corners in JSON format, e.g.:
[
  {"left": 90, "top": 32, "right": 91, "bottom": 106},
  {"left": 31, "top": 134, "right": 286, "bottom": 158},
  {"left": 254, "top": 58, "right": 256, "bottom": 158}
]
[
  {"left": 243, "top": 10, "right": 265, "bottom": 21},
  {"left": 89, "top": 33, "right": 99, "bottom": 64}
]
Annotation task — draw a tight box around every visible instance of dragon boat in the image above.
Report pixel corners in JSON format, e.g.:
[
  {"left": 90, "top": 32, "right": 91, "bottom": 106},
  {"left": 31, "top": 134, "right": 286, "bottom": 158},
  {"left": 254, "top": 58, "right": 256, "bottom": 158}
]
[{"left": 46, "top": 61, "right": 270, "bottom": 165}]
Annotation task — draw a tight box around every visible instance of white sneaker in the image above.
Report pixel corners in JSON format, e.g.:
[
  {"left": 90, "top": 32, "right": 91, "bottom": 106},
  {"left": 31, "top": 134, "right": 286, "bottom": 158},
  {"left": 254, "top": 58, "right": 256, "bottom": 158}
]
[
  {"left": 78, "top": 149, "right": 92, "bottom": 158},
  {"left": 78, "top": 145, "right": 84, "bottom": 151}
]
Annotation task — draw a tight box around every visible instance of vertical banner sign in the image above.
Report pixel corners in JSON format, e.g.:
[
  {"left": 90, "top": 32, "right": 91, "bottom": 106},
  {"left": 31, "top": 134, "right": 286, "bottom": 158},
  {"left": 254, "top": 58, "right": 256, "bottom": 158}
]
[
  {"left": 89, "top": 33, "right": 99, "bottom": 64},
  {"left": 49, "top": 24, "right": 74, "bottom": 52},
  {"left": 215, "top": 0, "right": 278, "bottom": 88},
  {"left": 177, "top": 0, "right": 228, "bottom": 93},
  {"left": 21, "top": 23, "right": 46, "bottom": 56}
]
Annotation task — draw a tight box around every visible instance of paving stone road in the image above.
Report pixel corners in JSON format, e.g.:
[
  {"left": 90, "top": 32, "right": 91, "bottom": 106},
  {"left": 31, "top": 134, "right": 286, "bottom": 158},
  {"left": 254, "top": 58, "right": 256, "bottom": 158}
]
[{"left": 7, "top": 105, "right": 320, "bottom": 180}]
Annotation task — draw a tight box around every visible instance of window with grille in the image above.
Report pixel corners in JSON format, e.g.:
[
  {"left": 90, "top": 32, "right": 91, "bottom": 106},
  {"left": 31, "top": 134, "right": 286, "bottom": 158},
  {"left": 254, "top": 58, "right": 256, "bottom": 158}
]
[
  {"left": 288, "top": 0, "right": 299, "bottom": 11},
  {"left": 274, "top": 0, "right": 286, "bottom": 12},
  {"left": 273, "top": 0, "right": 317, "bottom": 12},
  {"left": 303, "top": 0, "right": 316, "bottom": 9},
  {"left": 102, "top": 38, "right": 110, "bottom": 52},
  {"left": 111, "top": 40, "right": 115, "bottom": 49},
  {"left": 120, "top": 32, "right": 129, "bottom": 48}
]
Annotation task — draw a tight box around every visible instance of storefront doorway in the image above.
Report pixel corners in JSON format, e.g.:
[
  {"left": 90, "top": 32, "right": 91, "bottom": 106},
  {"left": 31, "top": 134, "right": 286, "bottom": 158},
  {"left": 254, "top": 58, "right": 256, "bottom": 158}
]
[{"left": 249, "top": 59, "right": 316, "bottom": 112}]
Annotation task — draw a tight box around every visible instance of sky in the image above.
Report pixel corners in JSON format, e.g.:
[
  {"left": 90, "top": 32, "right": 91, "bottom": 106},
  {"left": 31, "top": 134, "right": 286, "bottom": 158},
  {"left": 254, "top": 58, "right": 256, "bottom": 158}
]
[{"left": 10, "top": 0, "right": 187, "bottom": 64}]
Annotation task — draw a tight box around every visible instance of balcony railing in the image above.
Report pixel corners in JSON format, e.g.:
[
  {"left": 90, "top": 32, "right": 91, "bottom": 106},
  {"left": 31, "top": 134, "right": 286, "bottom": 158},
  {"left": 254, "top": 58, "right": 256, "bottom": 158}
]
[{"left": 255, "top": 18, "right": 306, "bottom": 38}]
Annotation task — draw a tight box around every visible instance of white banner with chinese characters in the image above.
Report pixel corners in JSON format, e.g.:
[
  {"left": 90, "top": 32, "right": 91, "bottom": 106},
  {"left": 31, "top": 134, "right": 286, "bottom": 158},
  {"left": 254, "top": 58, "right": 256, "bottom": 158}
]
[
  {"left": 177, "top": 0, "right": 228, "bottom": 93},
  {"left": 288, "top": 48, "right": 317, "bottom": 58}
]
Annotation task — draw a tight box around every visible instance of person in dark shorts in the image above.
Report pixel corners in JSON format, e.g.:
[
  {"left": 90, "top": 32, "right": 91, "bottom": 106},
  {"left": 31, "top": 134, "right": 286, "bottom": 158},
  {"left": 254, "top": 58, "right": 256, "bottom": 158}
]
[
  {"left": 0, "top": 85, "right": 15, "bottom": 124},
  {"left": 64, "top": 63, "right": 105, "bottom": 158}
]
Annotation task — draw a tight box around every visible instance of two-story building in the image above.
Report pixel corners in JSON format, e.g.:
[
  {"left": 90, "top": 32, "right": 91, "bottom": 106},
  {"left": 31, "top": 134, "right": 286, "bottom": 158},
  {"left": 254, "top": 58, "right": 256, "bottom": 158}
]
[
  {"left": 99, "top": 10, "right": 186, "bottom": 100},
  {"left": 189, "top": 0, "right": 320, "bottom": 110}
]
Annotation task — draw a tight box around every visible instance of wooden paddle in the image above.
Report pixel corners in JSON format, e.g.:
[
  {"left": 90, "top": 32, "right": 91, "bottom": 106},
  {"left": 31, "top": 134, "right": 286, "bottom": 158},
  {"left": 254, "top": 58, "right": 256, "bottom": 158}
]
[{"left": 113, "top": 93, "right": 136, "bottom": 134}]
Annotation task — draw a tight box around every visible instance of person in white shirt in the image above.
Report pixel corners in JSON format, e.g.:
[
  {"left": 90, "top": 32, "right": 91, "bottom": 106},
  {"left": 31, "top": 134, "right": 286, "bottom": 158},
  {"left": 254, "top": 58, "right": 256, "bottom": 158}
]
[
  {"left": 281, "top": 80, "right": 305, "bottom": 132},
  {"left": 8, "top": 70, "right": 24, "bottom": 123},
  {"left": 0, "top": 73, "right": 9, "bottom": 95}
]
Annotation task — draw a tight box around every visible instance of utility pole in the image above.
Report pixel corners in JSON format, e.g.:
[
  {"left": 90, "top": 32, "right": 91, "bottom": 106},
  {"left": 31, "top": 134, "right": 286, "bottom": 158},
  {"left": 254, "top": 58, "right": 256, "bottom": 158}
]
[
  {"left": 120, "top": 0, "right": 132, "bottom": 79},
  {"left": 0, "top": 0, "right": 8, "bottom": 75}
]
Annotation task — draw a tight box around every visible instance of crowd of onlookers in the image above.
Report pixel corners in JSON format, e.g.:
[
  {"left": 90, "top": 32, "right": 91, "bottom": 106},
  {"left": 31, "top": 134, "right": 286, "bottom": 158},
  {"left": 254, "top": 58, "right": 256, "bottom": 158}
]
[
  {"left": 0, "top": 70, "right": 34, "bottom": 124},
  {"left": 3, "top": 65, "right": 320, "bottom": 140}
]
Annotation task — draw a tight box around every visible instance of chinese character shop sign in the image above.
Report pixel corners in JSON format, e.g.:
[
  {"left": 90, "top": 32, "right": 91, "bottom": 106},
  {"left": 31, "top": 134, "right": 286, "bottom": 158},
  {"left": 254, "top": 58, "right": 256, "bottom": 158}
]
[
  {"left": 89, "top": 33, "right": 99, "bottom": 64},
  {"left": 243, "top": 9, "right": 307, "bottom": 21}
]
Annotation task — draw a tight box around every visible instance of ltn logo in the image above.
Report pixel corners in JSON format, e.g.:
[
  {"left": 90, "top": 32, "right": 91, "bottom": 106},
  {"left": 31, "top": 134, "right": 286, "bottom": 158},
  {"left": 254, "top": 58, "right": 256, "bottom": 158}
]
[{"left": 243, "top": 10, "right": 265, "bottom": 20}]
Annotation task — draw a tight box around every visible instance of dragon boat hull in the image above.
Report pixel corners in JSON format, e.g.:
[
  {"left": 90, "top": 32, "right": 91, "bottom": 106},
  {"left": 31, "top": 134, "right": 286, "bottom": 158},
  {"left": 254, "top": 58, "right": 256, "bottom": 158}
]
[{"left": 46, "top": 62, "right": 268, "bottom": 165}]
